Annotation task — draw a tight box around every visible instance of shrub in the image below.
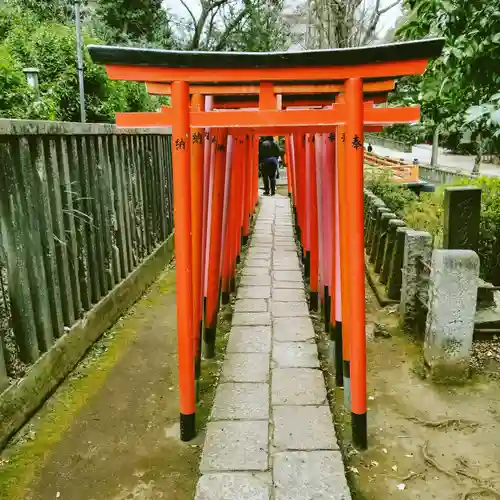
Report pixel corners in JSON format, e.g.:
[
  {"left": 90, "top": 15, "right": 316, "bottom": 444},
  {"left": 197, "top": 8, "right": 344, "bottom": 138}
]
[
  {"left": 366, "top": 172, "right": 500, "bottom": 285},
  {"left": 454, "top": 177, "right": 500, "bottom": 285},
  {"left": 365, "top": 170, "right": 418, "bottom": 218},
  {"left": 0, "top": 5, "right": 162, "bottom": 123}
]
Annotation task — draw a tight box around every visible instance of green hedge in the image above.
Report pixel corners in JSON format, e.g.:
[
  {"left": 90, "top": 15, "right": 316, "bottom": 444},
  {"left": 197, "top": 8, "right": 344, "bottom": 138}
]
[{"left": 365, "top": 172, "right": 500, "bottom": 285}]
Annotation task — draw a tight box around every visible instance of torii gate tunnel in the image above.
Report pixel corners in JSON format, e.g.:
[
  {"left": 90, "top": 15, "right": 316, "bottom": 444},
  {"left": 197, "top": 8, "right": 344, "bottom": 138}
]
[{"left": 89, "top": 38, "right": 444, "bottom": 449}]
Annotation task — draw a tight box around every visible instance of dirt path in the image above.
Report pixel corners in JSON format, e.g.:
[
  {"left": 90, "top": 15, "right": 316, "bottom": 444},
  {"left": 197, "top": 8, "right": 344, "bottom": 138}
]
[
  {"left": 0, "top": 264, "right": 230, "bottom": 500},
  {"left": 326, "top": 285, "right": 500, "bottom": 500}
]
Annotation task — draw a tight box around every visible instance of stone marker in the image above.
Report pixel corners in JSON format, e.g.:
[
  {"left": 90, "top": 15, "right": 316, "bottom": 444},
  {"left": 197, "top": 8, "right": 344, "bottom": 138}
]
[
  {"left": 424, "top": 250, "right": 479, "bottom": 382},
  {"left": 366, "top": 199, "right": 385, "bottom": 249},
  {"left": 399, "top": 230, "right": 432, "bottom": 333},
  {"left": 387, "top": 226, "right": 410, "bottom": 300},
  {"left": 369, "top": 207, "right": 390, "bottom": 263},
  {"left": 381, "top": 219, "right": 405, "bottom": 285},
  {"left": 375, "top": 212, "right": 396, "bottom": 273},
  {"left": 443, "top": 186, "right": 481, "bottom": 253}
]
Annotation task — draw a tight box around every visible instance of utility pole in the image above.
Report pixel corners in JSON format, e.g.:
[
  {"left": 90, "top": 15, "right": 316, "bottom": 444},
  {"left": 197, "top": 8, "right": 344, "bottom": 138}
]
[{"left": 75, "top": 0, "right": 86, "bottom": 123}]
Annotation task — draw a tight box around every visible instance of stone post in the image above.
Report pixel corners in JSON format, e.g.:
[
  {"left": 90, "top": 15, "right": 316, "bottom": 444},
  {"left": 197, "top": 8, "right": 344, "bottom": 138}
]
[
  {"left": 387, "top": 227, "right": 411, "bottom": 300},
  {"left": 366, "top": 198, "right": 385, "bottom": 250},
  {"left": 375, "top": 212, "right": 396, "bottom": 274},
  {"left": 369, "top": 206, "right": 390, "bottom": 263},
  {"left": 381, "top": 219, "right": 406, "bottom": 285},
  {"left": 0, "top": 344, "right": 7, "bottom": 392},
  {"left": 400, "top": 230, "right": 433, "bottom": 333},
  {"left": 424, "top": 250, "right": 479, "bottom": 382},
  {"left": 443, "top": 187, "right": 481, "bottom": 252},
  {"left": 363, "top": 192, "right": 376, "bottom": 234}
]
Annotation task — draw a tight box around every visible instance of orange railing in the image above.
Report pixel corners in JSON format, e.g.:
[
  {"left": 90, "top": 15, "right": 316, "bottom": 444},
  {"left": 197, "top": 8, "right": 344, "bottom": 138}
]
[{"left": 364, "top": 151, "right": 419, "bottom": 183}]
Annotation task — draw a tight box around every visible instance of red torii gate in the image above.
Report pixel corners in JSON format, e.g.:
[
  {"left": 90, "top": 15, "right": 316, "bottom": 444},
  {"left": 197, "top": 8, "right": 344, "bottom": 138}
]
[{"left": 89, "top": 38, "right": 444, "bottom": 449}]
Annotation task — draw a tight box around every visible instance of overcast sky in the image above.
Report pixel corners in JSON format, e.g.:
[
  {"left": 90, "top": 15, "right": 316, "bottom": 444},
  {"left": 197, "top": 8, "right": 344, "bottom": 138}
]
[{"left": 164, "top": 0, "right": 403, "bottom": 39}]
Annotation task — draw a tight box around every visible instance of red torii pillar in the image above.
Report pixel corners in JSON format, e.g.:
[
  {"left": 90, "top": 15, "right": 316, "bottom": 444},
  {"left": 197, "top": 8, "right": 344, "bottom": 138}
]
[{"left": 171, "top": 81, "right": 196, "bottom": 439}]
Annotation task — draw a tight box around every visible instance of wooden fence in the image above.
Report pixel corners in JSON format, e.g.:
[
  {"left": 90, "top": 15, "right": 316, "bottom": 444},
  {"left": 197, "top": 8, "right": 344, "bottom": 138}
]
[{"left": 0, "top": 120, "right": 173, "bottom": 390}]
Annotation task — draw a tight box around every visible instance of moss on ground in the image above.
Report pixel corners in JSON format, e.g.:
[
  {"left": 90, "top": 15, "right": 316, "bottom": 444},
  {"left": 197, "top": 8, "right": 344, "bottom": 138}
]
[
  {"left": 0, "top": 212, "right": 257, "bottom": 499},
  {"left": 0, "top": 313, "right": 141, "bottom": 499}
]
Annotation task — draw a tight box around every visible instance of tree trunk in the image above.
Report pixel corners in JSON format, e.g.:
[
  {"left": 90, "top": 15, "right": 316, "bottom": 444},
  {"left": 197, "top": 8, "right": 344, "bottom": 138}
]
[
  {"left": 472, "top": 132, "right": 482, "bottom": 176},
  {"left": 431, "top": 125, "right": 440, "bottom": 167}
]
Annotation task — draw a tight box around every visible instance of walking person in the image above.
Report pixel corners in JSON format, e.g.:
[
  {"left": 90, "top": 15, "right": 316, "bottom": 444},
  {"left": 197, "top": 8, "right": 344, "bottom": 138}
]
[{"left": 259, "top": 136, "right": 281, "bottom": 196}]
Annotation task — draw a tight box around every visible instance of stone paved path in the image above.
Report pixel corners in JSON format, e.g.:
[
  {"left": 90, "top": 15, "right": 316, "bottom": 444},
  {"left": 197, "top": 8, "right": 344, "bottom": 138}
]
[{"left": 195, "top": 195, "right": 351, "bottom": 500}]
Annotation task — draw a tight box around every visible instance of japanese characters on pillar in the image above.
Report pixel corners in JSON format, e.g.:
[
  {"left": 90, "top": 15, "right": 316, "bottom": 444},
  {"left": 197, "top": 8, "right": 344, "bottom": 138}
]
[
  {"left": 171, "top": 81, "right": 195, "bottom": 442},
  {"left": 345, "top": 78, "right": 367, "bottom": 449},
  {"left": 190, "top": 93, "right": 205, "bottom": 400}
]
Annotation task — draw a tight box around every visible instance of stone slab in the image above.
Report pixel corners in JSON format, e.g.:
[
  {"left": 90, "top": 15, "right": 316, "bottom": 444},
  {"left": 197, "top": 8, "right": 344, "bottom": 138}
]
[
  {"left": 272, "top": 289, "right": 306, "bottom": 302},
  {"left": 195, "top": 473, "right": 271, "bottom": 500},
  {"left": 246, "top": 259, "right": 271, "bottom": 268},
  {"left": 273, "top": 262, "right": 301, "bottom": 271},
  {"left": 238, "top": 286, "right": 271, "bottom": 299},
  {"left": 273, "top": 250, "right": 298, "bottom": 258},
  {"left": 273, "top": 243, "right": 297, "bottom": 251},
  {"left": 272, "top": 280, "right": 304, "bottom": 290},
  {"left": 227, "top": 326, "right": 272, "bottom": 353},
  {"left": 252, "top": 237, "right": 273, "bottom": 245},
  {"left": 273, "top": 318, "right": 315, "bottom": 342},
  {"left": 232, "top": 312, "right": 271, "bottom": 326},
  {"left": 273, "top": 452, "right": 350, "bottom": 500},
  {"left": 212, "top": 382, "right": 269, "bottom": 420},
  {"left": 234, "top": 299, "right": 269, "bottom": 313},
  {"left": 273, "top": 406, "right": 338, "bottom": 451},
  {"left": 248, "top": 249, "right": 272, "bottom": 259},
  {"left": 221, "top": 353, "right": 270, "bottom": 382},
  {"left": 272, "top": 368, "right": 327, "bottom": 405},
  {"left": 272, "top": 301, "right": 309, "bottom": 317},
  {"left": 200, "top": 421, "right": 268, "bottom": 472},
  {"left": 273, "top": 271, "right": 303, "bottom": 282},
  {"left": 240, "top": 275, "right": 272, "bottom": 287},
  {"left": 242, "top": 267, "right": 271, "bottom": 277},
  {"left": 273, "top": 342, "right": 319, "bottom": 368}
]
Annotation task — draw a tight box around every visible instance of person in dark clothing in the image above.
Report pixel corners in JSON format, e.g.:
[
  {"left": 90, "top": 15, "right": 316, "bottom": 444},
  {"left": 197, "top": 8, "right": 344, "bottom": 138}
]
[
  {"left": 367, "top": 143, "right": 373, "bottom": 152},
  {"left": 259, "top": 136, "right": 281, "bottom": 195}
]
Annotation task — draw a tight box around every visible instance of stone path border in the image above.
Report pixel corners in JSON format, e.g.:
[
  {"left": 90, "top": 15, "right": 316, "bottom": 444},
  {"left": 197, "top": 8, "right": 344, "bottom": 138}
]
[{"left": 195, "top": 195, "right": 351, "bottom": 500}]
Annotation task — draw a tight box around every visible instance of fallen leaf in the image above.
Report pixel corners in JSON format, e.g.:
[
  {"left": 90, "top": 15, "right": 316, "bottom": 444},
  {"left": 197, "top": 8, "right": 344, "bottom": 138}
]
[
  {"left": 382, "top": 448, "right": 388, "bottom": 454},
  {"left": 368, "top": 396, "right": 375, "bottom": 401},
  {"left": 392, "top": 465, "right": 398, "bottom": 472},
  {"left": 371, "top": 461, "right": 379, "bottom": 467},
  {"left": 404, "top": 454, "right": 414, "bottom": 458},
  {"left": 348, "top": 466, "right": 359, "bottom": 475},
  {"left": 397, "top": 483, "right": 406, "bottom": 491},
  {"left": 56, "top": 493, "right": 61, "bottom": 499}
]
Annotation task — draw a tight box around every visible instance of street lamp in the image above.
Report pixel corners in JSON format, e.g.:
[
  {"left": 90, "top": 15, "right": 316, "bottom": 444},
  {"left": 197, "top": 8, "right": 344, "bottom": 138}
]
[
  {"left": 74, "top": 0, "right": 86, "bottom": 123},
  {"left": 23, "top": 68, "right": 40, "bottom": 94}
]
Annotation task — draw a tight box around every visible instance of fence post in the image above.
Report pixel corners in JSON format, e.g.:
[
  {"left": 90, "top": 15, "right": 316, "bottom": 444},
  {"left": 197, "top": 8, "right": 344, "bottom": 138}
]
[
  {"left": 400, "top": 230, "right": 432, "bottom": 333},
  {"left": 369, "top": 206, "right": 390, "bottom": 263},
  {"left": 375, "top": 212, "right": 396, "bottom": 273},
  {"left": 424, "top": 249, "right": 479, "bottom": 382},
  {"left": 366, "top": 199, "right": 385, "bottom": 250},
  {"left": 0, "top": 341, "right": 7, "bottom": 392},
  {"left": 381, "top": 219, "right": 405, "bottom": 285}
]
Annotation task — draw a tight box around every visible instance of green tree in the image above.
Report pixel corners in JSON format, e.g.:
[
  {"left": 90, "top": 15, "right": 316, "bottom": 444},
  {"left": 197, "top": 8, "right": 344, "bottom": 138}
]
[
  {"left": 0, "top": 44, "right": 34, "bottom": 118},
  {"left": 95, "top": 0, "right": 173, "bottom": 46},
  {"left": 0, "top": 3, "right": 159, "bottom": 122},
  {"left": 7, "top": 0, "right": 74, "bottom": 24},
  {"left": 392, "top": 0, "right": 500, "bottom": 171},
  {"left": 178, "top": 0, "right": 289, "bottom": 51}
]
